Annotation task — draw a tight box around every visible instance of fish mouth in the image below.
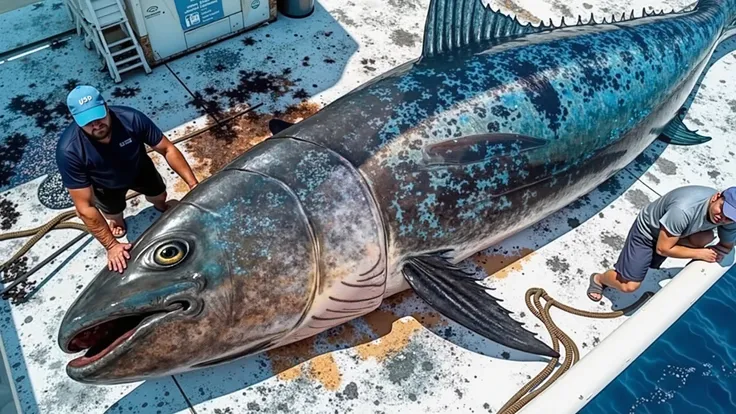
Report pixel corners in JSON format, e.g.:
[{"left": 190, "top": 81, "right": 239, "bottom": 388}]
[{"left": 64, "top": 297, "right": 200, "bottom": 372}]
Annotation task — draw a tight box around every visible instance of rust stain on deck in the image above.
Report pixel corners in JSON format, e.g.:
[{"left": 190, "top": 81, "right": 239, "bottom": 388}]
[
  {"left": 266, "top": 336, "right": 318, "bottom": 382},
  {"left": 356, "top": 319, "right": 423, "bottom": 362},
  {"left": 472, "top": 247, "right": 535, "bottom": 279},
  {"left": 172, "top": 101, "right": 321, "bottom": 192},
  {"left": 265, "top": 292, "right": 447, "bottom": 387},
  {"left": 355, "top": 308, "right": 446, "bottom": 362},
  {"left": 307, "top": 354, "right": 342, "bottom": 391},
  {"left": 188, "top": 101, "right": 321, "bottom": 175}
]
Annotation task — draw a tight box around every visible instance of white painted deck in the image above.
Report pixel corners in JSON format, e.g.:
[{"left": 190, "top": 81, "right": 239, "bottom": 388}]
[{"left": 0, "top": 0, "right": 735, "bottom": 413}]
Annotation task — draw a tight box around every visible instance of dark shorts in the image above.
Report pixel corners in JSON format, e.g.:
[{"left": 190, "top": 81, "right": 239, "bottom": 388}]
[
  {"left": 614, "top": 221, "right": 667, "bottom": 283},
  {"left": 92, "top": 157, "right": 166, "bottom": 215}
]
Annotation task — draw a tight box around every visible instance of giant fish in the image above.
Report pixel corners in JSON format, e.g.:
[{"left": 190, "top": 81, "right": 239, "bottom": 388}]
[{"left": 58, "top": 0, "right": 736, "bottom": 384}]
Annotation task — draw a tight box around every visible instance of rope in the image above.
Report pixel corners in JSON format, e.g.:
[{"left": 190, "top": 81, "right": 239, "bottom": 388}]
[
  {"left": 498, "top": 287, "right": 654, "bottom": 414},
  {"left": 0, "top": 191, "right": 141, "bottom": 294},
  {"left": 0, "top": 192, "right": 140, "bottom": 273}
]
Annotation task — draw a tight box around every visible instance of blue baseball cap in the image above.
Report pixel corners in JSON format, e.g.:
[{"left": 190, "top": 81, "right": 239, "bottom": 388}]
[
  {"left": 66, "top": 85, "right": 107, "bottom": 127},
  {"left": 723, "top": 187, "right": 736, "bottom": 221}
]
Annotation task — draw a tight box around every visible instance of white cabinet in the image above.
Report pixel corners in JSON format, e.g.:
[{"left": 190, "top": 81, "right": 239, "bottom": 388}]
[{"left": 124, "top": 0, "right": 273, "bottom": 63}]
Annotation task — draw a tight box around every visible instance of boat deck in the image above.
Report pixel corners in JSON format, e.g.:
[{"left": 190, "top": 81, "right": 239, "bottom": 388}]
[{"left": 1, "top": 0, "right": 735, "bottom": 413}]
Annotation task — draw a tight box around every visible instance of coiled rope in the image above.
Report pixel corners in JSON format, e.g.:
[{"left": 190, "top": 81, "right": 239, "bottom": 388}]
[
  {"left": 498, "top": 287, "right": 654, "bottom": 414},
  {"left": 0, "top": 192, "right": 142, "bottom": 297}
]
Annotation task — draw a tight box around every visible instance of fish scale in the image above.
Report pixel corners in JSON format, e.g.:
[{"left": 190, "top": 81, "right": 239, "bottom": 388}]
[
  {"left": 58, "top": 0, "right": 736, "bottom": 384},
  {"left": 286, "top": 1, "right": 732, "bottom": 258}
]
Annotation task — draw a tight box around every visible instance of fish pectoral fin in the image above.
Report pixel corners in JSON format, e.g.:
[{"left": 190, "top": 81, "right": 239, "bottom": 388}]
[
  {"left": 420, "top": 132, "right": 558, "bottom": 198},
  {"left": 268, "top": 118, "right": 296, "bottom": 135},
  {"left": 421, "top": 133, "right": 547, "bottom": 166},
  {"left": 658, "top": 112, "right": 711, "bottom": 146},
  {"left": 401, "top": 252, "right": 559, "bottom": 358}
]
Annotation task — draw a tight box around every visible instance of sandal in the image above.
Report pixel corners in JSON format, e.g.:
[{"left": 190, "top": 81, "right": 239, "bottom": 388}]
[{"left": 587, "top": 273, "right": 604, "bottom": 301}]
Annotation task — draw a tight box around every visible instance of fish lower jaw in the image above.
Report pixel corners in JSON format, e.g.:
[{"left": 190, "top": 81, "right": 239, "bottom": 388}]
[
  {"left": 64, "top": 311, "right": 171, "bottom": 379},
  {"left": 67, "top": 326, "right": 138, "bottom": 368}
]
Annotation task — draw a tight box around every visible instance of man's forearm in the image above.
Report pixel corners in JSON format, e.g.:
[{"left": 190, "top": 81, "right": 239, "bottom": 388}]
[
  {"left": 164, "top": 147, "right": 198, "bottom": 188},
  {"left": 657, "top": 244, "right": 705, "bottom": 260},
  {"left": 77, "top": 205, "right": 118, "bottom": 250}
]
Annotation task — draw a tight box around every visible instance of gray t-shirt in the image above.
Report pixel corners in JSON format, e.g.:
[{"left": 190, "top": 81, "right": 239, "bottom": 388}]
[{"left": 635, "top": 185, "right": 736, "bottom": 243}]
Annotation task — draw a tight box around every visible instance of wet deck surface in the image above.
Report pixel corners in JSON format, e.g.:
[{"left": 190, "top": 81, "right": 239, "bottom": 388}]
[
  {"left": 0, "top": 0, "right": 73, "bottom": 55},
  {"left": 0, "top": 0, "right": 735, "bottom": 413}
]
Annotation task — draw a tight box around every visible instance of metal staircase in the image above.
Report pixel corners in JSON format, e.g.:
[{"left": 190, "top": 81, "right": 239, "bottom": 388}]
[{"left": 63, "top": 0, "right": 152, "bottom": 82}]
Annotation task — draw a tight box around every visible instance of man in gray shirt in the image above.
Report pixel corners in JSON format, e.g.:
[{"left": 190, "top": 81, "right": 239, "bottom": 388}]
[{"left": 587, "top": 185, "right": 736, "bottom": 301}]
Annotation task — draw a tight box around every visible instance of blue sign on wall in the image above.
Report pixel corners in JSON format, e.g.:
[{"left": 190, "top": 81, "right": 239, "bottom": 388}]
[{"left": 174, "top": 0, "right": 224, "bottom": 31}]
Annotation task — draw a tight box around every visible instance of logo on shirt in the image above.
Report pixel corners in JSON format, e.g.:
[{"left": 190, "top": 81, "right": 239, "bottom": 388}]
[{"left": 119, "top": 138, "right": 133, "bottom": 148}]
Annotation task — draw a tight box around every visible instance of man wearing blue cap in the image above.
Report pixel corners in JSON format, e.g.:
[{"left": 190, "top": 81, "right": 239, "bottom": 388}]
[
  {"left": 587, "top": 185, "right": 736, "bottom": 301},
  {"left": 56, "top": 85, "right": 199, "bottom": 273}
]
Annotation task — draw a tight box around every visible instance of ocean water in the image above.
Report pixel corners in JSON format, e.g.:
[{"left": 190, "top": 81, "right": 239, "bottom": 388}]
[{"left": 580, "top": 265, "right": 736, "bottom": 414}]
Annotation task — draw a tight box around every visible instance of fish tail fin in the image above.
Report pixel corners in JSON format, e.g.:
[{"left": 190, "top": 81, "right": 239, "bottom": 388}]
[{"left": 696, "top": 0, "right": 736, "bottom": 30}]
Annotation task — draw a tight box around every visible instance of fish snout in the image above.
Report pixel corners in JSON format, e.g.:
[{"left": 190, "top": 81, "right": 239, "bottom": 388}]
[{"left": 58, "top": 272, "right": 207, "bottom": 365}]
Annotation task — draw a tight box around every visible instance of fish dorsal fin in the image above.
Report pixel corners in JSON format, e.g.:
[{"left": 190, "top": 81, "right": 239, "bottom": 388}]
[
  {"left": 421, "top": 133, "right": 547, "bottom": 166},
  {"left": 268, "top": 118, "right": 295, "bottom": 135},
  {"left": 421, "top": 0, "right": 696, "bottom": 57},
  {"left": 422, "top": 0, "right": 542, "bottom": 57}
]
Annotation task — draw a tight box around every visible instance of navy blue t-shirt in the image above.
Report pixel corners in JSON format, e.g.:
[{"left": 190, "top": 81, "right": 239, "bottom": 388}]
[{"left": 56, "top": 106, "right": 163, "bottom": 190}]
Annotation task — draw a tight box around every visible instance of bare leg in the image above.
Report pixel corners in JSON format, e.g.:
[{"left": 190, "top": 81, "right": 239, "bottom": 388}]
[
  {"left": 146, "top": 191, "right": 168, "bottom": 212},
  {"left": 682, "top": 230, "right": 715, "bottom": 248},
  {"left": 588, "top": 231, "right": 714, "bottom": 301},
  {"left": 588, "top": 270, "right": 642, "bottom": 301},
  {"left": 100, "top": 211, "right": 126, "bottom": 237}
]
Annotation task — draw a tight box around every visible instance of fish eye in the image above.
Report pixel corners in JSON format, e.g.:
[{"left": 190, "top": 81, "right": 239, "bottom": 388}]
[{"left": 153, "top": 241, "right": 188, "bottom": 266}]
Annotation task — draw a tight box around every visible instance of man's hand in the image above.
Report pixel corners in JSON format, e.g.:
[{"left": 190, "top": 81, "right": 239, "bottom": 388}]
[
  {"left": 695, "top": 247, "right": 721, "bottom": 263},
  {"left": 107, "top": 242, "right": 132, "bottom": 273}
]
